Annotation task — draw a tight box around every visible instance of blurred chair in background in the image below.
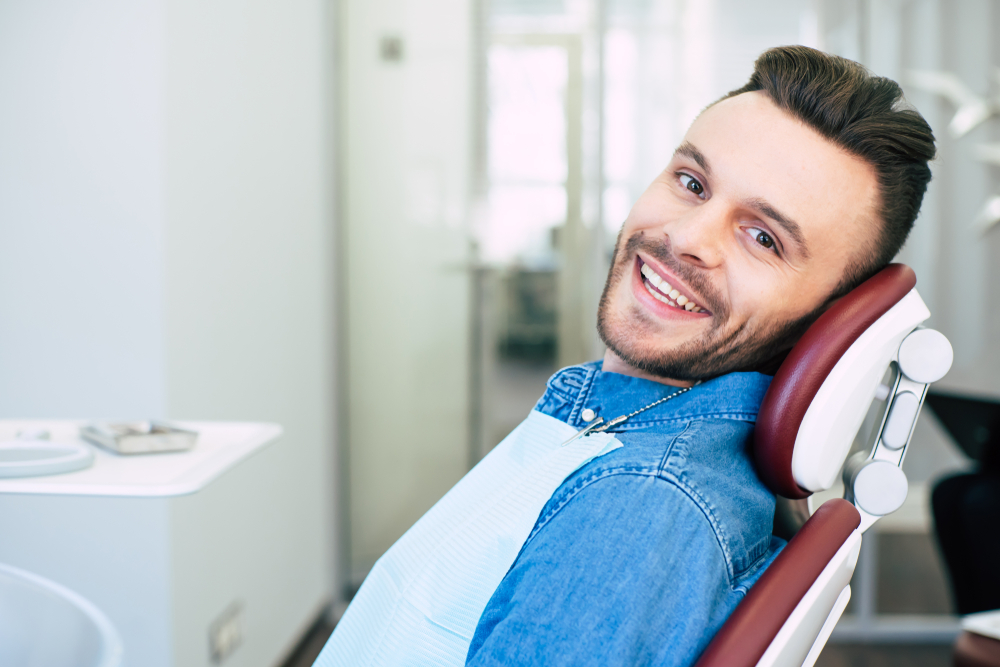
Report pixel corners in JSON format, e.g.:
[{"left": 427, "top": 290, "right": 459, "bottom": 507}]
[
  {"left": 926, "top": 392, "right": 1000, "bottom": 615},
  {"left": 926, "top": 393, "right": 1000, "bottom": 667}
]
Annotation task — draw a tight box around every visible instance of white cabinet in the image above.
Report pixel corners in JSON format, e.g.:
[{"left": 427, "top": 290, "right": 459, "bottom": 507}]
[{"left": 0, "top": 421, "right": 326, "bottom": 667}]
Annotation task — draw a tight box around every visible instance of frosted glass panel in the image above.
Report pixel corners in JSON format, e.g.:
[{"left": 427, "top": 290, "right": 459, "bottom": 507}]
[
  {"left": 481, "top": 184, "right": 567, "bottom": 265},
  {"left": 481, "top": 44, "right": 570, "bottom": 267},
  {"left": 488, "top": 45, "right": 568, "bottom": 183}
]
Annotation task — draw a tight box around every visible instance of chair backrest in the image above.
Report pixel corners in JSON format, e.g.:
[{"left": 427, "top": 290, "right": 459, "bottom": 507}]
[
  {"left": 696, "top": 263, "right": 952, "bottom": 667},
  {"left": 754, "top": 264, "right": 925, "bottom": 498}
]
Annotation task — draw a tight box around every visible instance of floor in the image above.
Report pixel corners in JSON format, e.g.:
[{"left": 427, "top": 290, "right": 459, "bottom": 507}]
[
  {"left": 816, "top": 643, "right": 954, "bottom": 667},
  {"left": 484, "top": 358, "right": 555, "bottom": 452},
  {"left": 877, "top": 533, "right": 952, "bottom": 614},
  {"left": 281, "top": 616, "right": 335, "bottom": 667}
]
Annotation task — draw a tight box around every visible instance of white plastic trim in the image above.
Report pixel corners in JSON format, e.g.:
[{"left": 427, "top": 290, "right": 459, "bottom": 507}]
[
  {"left": 755, "top": 530, "right": 862, "bottom": 667},
  {"left": 792, "top": 290, "right": 929, "bottom": 492},
  {"left": 800, "top": 586, "right": 851, "bottom": 667},
  {"left": 962, "top": 609, "right": 1000, "bottom": 641}
]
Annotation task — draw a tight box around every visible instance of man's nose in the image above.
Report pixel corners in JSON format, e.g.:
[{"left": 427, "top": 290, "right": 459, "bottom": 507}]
[{"left": 662, "top": 201, "right": 728, "bottom": 269}]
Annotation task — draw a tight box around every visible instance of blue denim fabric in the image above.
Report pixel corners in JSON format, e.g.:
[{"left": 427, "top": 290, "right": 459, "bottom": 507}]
[{"left": 466, "top": 361, "right": 785, "bottom": 667}]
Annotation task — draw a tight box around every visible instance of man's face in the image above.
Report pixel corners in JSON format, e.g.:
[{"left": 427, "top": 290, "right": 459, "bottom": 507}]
[{"left": 598, "top": 91, "right": 880, "bottom": 382}]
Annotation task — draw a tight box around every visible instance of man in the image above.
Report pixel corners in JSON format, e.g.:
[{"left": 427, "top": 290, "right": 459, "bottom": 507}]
[
  {"left": 318, "top": 46, "right": 935, "bottom": 667},
  {"left": 465, "top": 45, "right": 934, "bottom": 665}
]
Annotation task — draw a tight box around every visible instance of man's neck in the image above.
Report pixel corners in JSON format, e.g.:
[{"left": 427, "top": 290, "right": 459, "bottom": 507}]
[{"left": 601, "top": 350, "right": 696, "bottom": 388}]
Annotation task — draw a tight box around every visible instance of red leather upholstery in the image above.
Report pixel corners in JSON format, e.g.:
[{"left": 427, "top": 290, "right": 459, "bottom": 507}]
[
  {"left": 955, "top": 632, "right": 1000, "bottom": 667},
  {"left": 694, "top": 499, "right": 861, "bottom": 667},
  {"left": 754, "top": 264, "right": 917, "bottom": 499}
]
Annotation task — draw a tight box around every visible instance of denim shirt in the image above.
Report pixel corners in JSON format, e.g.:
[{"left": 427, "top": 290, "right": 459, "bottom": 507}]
[{"left": 466, "top": 361, "right": 785, "bottom": 667}]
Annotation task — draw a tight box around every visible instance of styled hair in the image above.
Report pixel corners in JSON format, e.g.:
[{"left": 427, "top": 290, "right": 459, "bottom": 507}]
[{"left": 722, "top": 45, "right": 936, "bottom": 295}]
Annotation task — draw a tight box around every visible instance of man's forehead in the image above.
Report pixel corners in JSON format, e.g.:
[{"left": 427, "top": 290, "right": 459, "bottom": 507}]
[{"left": 682, "top": 92, "right": 840, "bottom": 178}]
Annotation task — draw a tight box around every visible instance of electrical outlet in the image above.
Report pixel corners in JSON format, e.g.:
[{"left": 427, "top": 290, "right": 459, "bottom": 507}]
[{"left": 209, "top": 601, "right": 244, "bottom": 664}]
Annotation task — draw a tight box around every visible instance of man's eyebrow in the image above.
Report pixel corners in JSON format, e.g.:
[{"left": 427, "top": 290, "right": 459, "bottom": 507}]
[
  {"left": 674, "top": 140, "right": 809, "bottom": 258},
  {"left": 673, "top": 141, "right": 711, "bottom": 177},
  {"left": 744, "top": 197, "right": 811, "bottom": 258}
]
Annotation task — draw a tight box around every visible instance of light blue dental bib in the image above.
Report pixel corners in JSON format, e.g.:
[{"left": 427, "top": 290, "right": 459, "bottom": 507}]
[{"left": 315, "top": 410, "right": 623, "bottom": 667}]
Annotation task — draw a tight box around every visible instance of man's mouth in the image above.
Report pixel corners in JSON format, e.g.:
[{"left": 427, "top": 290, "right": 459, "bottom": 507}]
[{"left": 639, "top": 260, "right": 707, "bottom": 313}]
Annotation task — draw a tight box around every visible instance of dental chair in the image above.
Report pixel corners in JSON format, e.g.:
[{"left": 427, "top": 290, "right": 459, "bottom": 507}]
[{"left": 695, "top": 264, "right": 954, "bottom": 667}]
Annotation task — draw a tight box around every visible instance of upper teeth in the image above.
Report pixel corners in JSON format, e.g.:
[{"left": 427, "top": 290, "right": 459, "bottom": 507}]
[{"left": 640, "top": 263, "right": 704, "bottom": 313}]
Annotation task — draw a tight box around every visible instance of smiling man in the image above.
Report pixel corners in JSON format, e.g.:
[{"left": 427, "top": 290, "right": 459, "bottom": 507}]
[
  {"left": 317, "top": 46, "right": 936, "bottom": 667},
  {"left": 596, "top": 89, "right": 881, "bottom": 384},
  {"left": 463, "top": 46, "right": 935, "bottom": 666}
]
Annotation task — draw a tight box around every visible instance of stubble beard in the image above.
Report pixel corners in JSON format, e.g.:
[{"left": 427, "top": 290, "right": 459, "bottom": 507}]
[{"left": 596, "top": 231, "right": 821, "bottom": 381}]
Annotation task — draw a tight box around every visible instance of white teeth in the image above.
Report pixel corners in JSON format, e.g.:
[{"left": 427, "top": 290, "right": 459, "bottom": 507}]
[
  {"left": 640, "top": 262, "right": 705, "bottom": 313},
  {"left": 644, "top": 280, "right": 671, "bottom": 305},
  {"left": 641, "top": 264, "right": 672, "bottom": 294},
  {"left": 641, "top": 263, "right": 676, "bottom": 293},
  {"left": 640, "top": 263, "right": 660, "bottom": 287}
]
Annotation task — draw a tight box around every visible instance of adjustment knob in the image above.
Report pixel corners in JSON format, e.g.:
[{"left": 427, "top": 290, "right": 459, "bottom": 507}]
[
  {"left": 853, "top": 460, "right": 909, "bottom": 516},
  {"left": 898, "top": 329, "right": 953, "bottom": 384}
]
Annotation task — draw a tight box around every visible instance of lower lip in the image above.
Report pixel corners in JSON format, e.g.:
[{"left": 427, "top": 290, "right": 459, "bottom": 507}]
[{"left": 630, "top": 257, "right": 710, "bottom": 320}]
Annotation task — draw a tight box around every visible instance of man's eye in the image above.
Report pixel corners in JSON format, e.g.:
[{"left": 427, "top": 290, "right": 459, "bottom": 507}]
[
  {"left": 678, "top": 173, "right": 704, "bottom": 197},
  {"left": 754, "top": 230, "right": 775, "bottom": 249}
]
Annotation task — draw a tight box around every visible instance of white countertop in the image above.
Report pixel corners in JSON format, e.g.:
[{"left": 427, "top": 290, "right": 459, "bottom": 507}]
[{"left": 0, "top": 420, "right": 282, "bottom": 497}]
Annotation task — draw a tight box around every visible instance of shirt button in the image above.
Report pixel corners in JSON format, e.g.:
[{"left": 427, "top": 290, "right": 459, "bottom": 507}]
[{"left": 581, "top": 408, "right": 596, "bottom": 422}]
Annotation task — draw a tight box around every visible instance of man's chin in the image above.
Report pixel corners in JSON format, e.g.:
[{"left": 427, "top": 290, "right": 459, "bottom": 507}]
[
  {"left": 597, "top": 315, "right": 712, "bottom": 382},
  {"left": 599, "top": 303, "right": 818, "bottom": 381},
  {"left": 602, "top": 341, "right": 712, "bottom": 382}
]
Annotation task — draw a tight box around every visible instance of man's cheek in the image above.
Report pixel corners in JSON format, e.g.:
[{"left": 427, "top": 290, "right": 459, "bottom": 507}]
[{"left": 730, "top": 278, "right": 775, "bottom": 317}]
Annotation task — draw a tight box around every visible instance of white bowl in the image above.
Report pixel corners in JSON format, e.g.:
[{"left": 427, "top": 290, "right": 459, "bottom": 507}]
[{"left": 0, "top": 562, "right": 122, "bottom": 667}]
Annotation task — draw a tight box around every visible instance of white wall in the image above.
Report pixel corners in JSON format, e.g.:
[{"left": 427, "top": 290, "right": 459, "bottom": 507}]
[
  {"left": 163, "top": 0, "right": 338, "bottom": 628},
  {"left": 0, "top": 0, "right": 167, "bottom": 418},
  {"left": 0, "top": 0, "right": 339, "bottom": 635}
]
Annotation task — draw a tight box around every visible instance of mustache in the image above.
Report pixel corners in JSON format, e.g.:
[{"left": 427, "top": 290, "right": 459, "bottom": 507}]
[{"left": 620, "top": 232, "right": 728, "bottom": 319}]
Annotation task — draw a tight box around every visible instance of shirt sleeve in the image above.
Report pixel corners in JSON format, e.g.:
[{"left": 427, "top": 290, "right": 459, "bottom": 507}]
[{"left": 465, "top": 472, "right": 744, "bottom": 667}]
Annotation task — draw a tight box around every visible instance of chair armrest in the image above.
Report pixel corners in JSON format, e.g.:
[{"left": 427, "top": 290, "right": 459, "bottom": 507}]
[{"left": 695, "top": 499, "right": 861, "bottom": 667}]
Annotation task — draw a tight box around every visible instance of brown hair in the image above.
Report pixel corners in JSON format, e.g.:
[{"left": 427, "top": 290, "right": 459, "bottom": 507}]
[{"left": 723, "top": 45, "right": 936, "bottom": 295}]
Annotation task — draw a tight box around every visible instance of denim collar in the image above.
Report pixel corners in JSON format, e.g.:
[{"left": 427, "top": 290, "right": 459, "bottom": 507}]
[{"left": 553, "top": 360, "right": 772, "bottom": 432}]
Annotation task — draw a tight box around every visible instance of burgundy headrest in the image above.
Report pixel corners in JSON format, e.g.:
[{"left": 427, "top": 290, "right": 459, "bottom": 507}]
[{"left": 754, "top": 264, "right": 917, "bottom": 499}]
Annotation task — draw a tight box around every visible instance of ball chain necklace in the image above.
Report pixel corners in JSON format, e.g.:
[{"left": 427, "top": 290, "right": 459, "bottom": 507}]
[{"left": 560, "top": 385, "right": 694, "bottom": 447}]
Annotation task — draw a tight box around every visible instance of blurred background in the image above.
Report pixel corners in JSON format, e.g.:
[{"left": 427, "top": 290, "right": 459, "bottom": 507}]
[{"left": 1, "top": 0, "right": 999, "bottom": 665}]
